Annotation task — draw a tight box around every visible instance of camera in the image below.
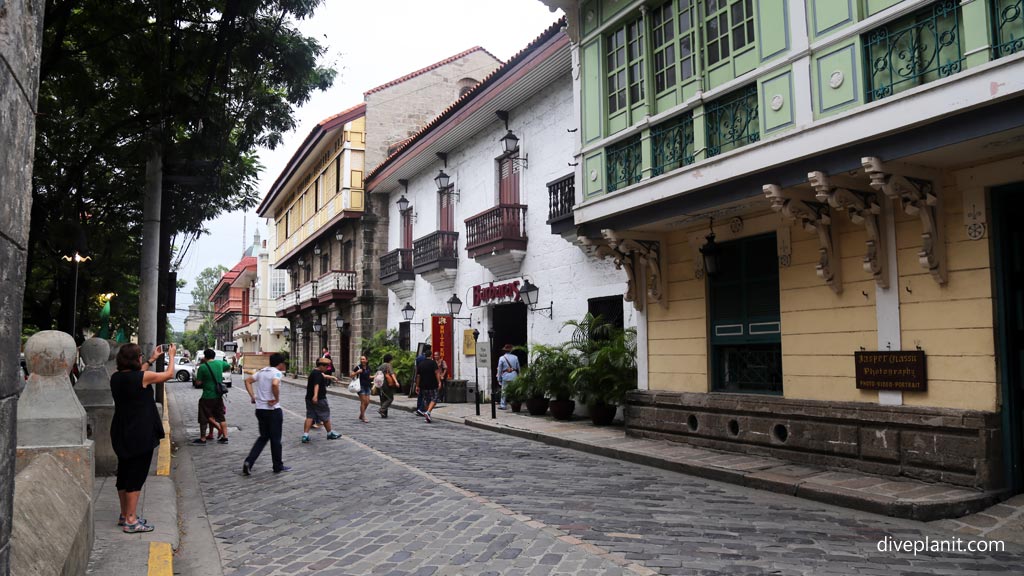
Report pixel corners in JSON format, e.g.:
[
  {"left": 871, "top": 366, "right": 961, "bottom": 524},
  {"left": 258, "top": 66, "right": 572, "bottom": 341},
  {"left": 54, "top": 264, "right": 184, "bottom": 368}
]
[{"left": 161, "top": 343, "right": 170, "bottom": 352}]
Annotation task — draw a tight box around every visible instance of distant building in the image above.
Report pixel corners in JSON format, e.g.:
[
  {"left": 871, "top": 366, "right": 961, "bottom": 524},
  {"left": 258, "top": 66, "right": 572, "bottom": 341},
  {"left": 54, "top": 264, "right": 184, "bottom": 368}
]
[
  {"left": 231, "top": 230, "right": 289, "bottom": 366},
  {"left": 209, "top": 251, "right": 256, "bottom": 350},
  {"left": 183, "top": 304, "right": 205, "bottom": 333}
]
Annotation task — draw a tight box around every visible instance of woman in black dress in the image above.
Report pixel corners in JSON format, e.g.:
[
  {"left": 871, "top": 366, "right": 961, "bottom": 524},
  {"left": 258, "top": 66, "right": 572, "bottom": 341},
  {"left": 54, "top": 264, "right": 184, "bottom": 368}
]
[{"left": 110, "top": 342, "right": 176, "bottom": 533}]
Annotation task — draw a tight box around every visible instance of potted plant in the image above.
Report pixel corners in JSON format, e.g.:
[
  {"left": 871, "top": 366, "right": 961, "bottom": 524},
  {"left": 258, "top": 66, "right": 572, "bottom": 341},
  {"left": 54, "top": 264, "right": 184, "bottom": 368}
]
[
  {"left": 567, "top": 314, "right": 638, "bottom": 426},
  {"left": 518, "top": 343, "right": 575, "bottom": 419},
  {"left": 503, "top": 377, "right": 527, "bottom": 413}
]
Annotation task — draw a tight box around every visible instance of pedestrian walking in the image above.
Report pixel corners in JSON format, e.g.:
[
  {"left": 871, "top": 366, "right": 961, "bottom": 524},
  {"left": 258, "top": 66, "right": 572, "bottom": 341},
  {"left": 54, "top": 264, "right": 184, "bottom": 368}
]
[
  {"left": 432, "top": 350, "right": 449, "bottom": 404},
  {"left": 110, "top": 342, "right": 174, "bottom": 533},
  {"left": 413, "top": 345, "right": 431, "bottom": 411},
  {"left": 302, "top": 357, "right": 343, "bottom": 442},
  {"left": 496, "top": 343, "right": 520, "bottom": 410},
  {"left": 311, "top": 349, "right": 333, "bottom": 429},
  {"left": 377, "top": 353, "right": 399, "bottom": 418},
  {"left": 351, "top": 355, "right": 372, "bottom": 423},
  {"left": 242, "top": 353, "right": 291, "bottom": 475},
  {"left": 414, "top": 352, "right": 442, "bottom": 423},
  {"left": 193, "top": 349, "right": 230, "bottom": 444}
]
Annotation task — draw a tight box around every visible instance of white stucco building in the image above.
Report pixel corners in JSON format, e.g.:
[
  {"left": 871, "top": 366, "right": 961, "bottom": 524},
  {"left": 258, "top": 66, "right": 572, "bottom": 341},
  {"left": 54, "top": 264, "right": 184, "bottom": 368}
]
[{"left": 365, "top": 19, "right": 634, "bottom": 392}]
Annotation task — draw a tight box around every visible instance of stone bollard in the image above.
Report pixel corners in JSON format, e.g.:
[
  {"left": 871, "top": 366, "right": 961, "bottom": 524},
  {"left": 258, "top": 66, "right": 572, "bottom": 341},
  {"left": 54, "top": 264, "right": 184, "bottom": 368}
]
[
  {"left": 75, "top": 338, "right": 116, "bottom": 475},
  {"left": 16, "top": 330, "right": 95, "bottom": 497},
  {"left": 106, "top": 339, "right": 122, "bottom": 377}
]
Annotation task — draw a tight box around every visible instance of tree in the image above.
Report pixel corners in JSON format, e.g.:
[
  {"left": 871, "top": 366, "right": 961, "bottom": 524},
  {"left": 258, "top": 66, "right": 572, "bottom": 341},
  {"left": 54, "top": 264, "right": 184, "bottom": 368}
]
[
  {"left": 179, "top": 265, "right": 227, "bottom": 353},
  {"left": 26, "top": 0, "right": 336, "bottom": 337}
]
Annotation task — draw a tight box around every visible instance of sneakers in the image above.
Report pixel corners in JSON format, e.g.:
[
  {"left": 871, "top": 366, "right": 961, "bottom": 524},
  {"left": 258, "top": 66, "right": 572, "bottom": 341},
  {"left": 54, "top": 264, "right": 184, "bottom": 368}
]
[
  {"left": 241, "top": 461, "right": 251, "bottom": 476},
  {"left": 498, "top": 405, "right": 507, "bottom": 410},
  {"left": 327, "top": 431, "right": 342, "bottom": 440},
  {"left": 301, "top": 434, "right": 310, "bottom": 443},
  {"left": 424, "top": 412, "right": 432, "bottom": 423},
  {"left": 191, "top": 438, "right": 207, "bottom": 445},
  {"left": 117, "top": 515, "right": 146, "bottom": 527},
  {"left": 217, "top": 437, "right": 229, "bottom": 444},
  {"left": 414, "top": 409, "right": 425, "bottom": 417},
  {"left": 273, "top": 466, "right": 292, "bottom": 474},
  {"left": 123, "top": 519, "right": 154, "bottom": 533}
]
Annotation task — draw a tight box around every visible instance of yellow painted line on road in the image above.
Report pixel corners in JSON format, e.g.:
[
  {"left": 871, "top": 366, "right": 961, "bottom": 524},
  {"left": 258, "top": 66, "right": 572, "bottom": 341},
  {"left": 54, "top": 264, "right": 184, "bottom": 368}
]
[
  {"left": 156, "top": 387, "right": 171, "bottom": 476},
  {"left": 147, "top": 542, "right": 173, "bottom": 576}
]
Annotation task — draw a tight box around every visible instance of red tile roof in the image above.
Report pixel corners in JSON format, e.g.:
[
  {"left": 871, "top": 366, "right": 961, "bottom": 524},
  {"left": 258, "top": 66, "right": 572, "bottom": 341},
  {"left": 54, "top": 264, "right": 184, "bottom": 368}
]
[
  {"left": 365, "top": 18, "right": 567, "bottom": 183},
  {"left": 209, "top": 257, "right": 258, "bottom": 301},
  {"left": 363, "top": 46, "right": 502, "bottom": 96}
]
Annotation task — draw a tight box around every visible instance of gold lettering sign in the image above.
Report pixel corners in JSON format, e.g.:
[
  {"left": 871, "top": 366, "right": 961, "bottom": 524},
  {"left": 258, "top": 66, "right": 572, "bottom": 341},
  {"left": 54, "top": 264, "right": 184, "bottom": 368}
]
[{"left": 854, "top": 350, "right": 927, "bottom": 391}]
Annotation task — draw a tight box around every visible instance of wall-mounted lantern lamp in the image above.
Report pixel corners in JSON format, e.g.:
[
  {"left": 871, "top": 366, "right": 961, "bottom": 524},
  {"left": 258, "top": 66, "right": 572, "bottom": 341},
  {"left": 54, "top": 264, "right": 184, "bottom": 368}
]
[
  {"left": 699, "top": 217, "right": 719, "bottom": 277},
  {"left": 396, "top": 194, "right": 410, "bottom": 213},
  {"left": 434, "top": 151, "right": 452, "bottom": 191},
  {"left": 496, "top": 110, "right": 528, "bottom": 169},
  {"left": 312, "top": 316, "right": 322, "bottom": 333},
  {"left": 335, "top": 228, "right": 343, "bottom": 242},
  {"left": 401, "top": 302, "right": 424, "bottom": 329},
  {"left": 335, "top": 313, "right": 345, "bottom": 332},
  {"left": 313, "top": 243, "right": 322, "bottom": 256},
  {"left": 283, "top": 326, "right": 291, "bottom": 341},
  {"left": 297, "top": 257, "right": 305, "bottom": 267},
  {"left": 519, "top": 279, "right": 553, "bottom": 318},
  {"left": 447, "top": 293, "right": 472, "bottom": 324}
]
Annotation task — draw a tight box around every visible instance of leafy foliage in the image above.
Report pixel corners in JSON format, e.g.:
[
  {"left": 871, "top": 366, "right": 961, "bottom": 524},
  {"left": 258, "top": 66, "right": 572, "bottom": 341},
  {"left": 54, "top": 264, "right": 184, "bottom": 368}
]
[
  {"left": 358, "top": 329, "right": 415, "bottom": 390},
  {"left": 565, "top": 314, "right": 638, "bottom": 406},
  {"left": 516, "top": 343, "right": 576, "bottom": 400}
]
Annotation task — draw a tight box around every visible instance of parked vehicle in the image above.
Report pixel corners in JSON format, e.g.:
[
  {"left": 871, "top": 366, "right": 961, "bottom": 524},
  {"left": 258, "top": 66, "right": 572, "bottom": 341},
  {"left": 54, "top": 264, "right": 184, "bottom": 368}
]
[
  {"left": 191, "top": 351, "right": 233, "bottom": 389},
  {"left": 173, "top": 356, "right": 193, "bottom": 382}
]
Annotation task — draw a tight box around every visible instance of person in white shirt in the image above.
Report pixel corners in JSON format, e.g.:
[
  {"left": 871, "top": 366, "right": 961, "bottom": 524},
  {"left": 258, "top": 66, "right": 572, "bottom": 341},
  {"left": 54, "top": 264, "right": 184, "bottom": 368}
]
[{"left": 241, "top": 353, "right": 291, "bottom": 475}]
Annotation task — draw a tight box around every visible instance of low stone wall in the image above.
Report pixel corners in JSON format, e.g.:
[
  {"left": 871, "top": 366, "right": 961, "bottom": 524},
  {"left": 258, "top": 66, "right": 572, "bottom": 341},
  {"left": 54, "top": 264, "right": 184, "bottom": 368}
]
[
  {"left": 11, "top": 453, "right": 92, "bottom": 576},
  {"left": 625, "top": 391, "right": 1002, "bottom": 489}
]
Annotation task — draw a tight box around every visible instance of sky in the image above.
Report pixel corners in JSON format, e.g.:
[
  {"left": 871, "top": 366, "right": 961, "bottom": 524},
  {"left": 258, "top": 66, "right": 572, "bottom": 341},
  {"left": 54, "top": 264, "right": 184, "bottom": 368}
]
[{"left": 170, "top": 0, "right": 563, "bottom": 331}]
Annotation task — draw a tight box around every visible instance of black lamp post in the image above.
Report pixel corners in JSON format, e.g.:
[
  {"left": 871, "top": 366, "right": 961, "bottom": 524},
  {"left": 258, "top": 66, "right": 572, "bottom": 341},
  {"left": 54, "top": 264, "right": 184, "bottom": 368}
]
[
  {"left": 402, "top": 302, "right": 423, "bottom": 329},
  {"left": 488, "top": 328, "right": 496, "bottom": 419},
  {"left": 434, "top": 169, "right": 451, "bottom": 190},
  {"left": 472, "top": 328, "right": 480, "bottom": 417},
  {"left": 334, "top": 313, "right": 344, "bottom": 332}
]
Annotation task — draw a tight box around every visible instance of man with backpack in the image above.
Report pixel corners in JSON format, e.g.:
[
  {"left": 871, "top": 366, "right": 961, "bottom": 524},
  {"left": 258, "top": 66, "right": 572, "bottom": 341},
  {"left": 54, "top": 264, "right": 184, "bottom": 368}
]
[
  {"left": 193, "top": 349, "right": 230, "bottom": 444},
  {"left": 376, "top": 353, "right": 399, "bottom": 418}
]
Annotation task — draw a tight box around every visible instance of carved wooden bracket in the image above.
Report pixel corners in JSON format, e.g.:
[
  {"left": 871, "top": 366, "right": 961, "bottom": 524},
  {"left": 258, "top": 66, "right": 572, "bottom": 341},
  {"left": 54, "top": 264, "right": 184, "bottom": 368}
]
[
  {"left": 808, "top": 171, "right": 889, "bottom": 289},
  {"left": 764, "top": 184, "right": 843, "bottom": 293},
  {"left": 577, "top": 231, "right": 666, "bottom": 311},
  {"left": 862, "top": 157, "right": 946, "bottom": 285}
]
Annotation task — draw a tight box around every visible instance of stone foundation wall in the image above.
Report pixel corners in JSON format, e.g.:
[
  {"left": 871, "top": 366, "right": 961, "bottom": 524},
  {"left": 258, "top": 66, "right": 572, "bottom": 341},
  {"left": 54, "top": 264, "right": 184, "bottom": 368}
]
[{"left": 625, "top": 390, "right": 1002, "bottom": 489}]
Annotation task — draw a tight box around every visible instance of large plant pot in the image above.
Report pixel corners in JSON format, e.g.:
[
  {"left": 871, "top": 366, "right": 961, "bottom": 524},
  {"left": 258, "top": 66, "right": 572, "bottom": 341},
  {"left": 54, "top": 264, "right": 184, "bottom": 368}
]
[
  {"left": 510, "top": 401, "right": 523, "bottom": 413},
  {"left": 589, "top": 402, "right": 617, "bottom": 426},
  {"left": 525, "top": 397, "right": 550, "bottom": 416},
  {"left": 549, "top": 399, "right": 575, "bottom": 421}
]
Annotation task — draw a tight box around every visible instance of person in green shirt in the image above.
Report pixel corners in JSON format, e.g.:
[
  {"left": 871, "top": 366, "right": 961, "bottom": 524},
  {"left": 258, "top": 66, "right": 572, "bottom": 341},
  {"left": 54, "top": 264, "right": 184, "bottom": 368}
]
[{"left": 193, "top": 349, "right": 231, "bottom": 445}]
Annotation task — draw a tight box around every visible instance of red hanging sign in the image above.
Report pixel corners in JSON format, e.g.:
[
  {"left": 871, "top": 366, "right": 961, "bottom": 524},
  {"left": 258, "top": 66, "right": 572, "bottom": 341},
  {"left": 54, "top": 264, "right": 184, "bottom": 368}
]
[{"left": 431, "top": 314, "right": 453, "bottom": 378}]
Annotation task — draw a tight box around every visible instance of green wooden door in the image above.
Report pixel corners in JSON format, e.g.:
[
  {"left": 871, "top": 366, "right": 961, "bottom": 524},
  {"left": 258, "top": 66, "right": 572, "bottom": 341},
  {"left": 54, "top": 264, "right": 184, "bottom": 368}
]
[{"left": 993, "top": 184, "right": 1024, "bottom": 493}]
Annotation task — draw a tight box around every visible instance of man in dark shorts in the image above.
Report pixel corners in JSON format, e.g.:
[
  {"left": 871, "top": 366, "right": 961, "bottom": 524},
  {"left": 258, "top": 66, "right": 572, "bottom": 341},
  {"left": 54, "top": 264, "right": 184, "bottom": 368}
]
[
  {"left": 302, "top": 357, "right": 341, "bottom": 443},
  {"left": 193, "top": 349, "right": 230, "bottom": 444},
  {"left": 414, "top": 352, "right": 443, "bottom": 423}
]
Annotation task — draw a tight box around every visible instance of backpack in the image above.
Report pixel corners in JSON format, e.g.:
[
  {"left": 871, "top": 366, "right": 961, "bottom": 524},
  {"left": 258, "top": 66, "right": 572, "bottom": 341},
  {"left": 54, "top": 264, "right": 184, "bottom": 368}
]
[{"left": 373, "top": 369, "right": 385, "bottom": 388}]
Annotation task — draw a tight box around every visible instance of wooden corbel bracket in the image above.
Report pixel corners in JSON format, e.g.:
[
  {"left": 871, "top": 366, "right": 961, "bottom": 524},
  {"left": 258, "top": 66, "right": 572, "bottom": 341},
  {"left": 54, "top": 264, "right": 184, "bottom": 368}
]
[
  {"left": 808, "top": 171, "right": 889, "bottom": 288},
  {"left": 862, "top": 157, "right": 946, "bottom": 284},
  {"left": 764, "top": 184, "right": 842, "bottom": 293},
  {"left": 601, "top": 229, "right": 667, "bottom": 311}
]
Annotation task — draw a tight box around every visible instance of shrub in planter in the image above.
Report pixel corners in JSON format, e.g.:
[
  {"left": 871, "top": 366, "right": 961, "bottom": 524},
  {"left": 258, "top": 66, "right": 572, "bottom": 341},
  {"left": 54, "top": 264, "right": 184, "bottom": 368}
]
[
  {"left": 521, "top": 343, "right": 576, "bottom": 419},
  {"left": 503, "top": 378, "right": 528, "bottom": 413},
  {"left": 566, "top": 314, "right": 637, "bottom": 426}
]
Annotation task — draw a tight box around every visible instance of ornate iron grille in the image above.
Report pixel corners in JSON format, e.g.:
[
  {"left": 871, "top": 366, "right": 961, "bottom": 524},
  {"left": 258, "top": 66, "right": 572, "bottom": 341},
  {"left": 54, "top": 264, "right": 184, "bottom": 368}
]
[
  {"left": 714, "top": 345, "right": 783, "bottom": 394},
  {"left": 864, "top": 0, "right": 964, "bottom": 102},
  {"left": 651, "top": 113, "right": 695, "bottom": 177},
  {"left": 547, "top": 174, "right": 575, "bottom": 223},
  {"left": 705, "top": 84, "right": 759, "bottom": 158},
  {"left": 993, "top": 0, "right": 1024, "bottom": 58},
  {"left": 606, "top": 135, "right": 642, "bottom": 193}
]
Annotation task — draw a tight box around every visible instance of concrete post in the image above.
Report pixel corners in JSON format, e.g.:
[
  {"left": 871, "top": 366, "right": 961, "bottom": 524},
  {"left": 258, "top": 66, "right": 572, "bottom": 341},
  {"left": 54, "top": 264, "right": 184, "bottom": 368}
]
[
  {"left": 0, "top": 2, "right": 45, "bottom": 573},
  {"left": 16, "top": 331, "right": 95, "bottom": 497},
  {"left": 106, "top": 339, "right": 122, "bottom": 377},
  {"left": 75, "top": 338, "right": 116, "bottom": 475},
  {"left": 140, "top": 146, "right": 162, "bottom": 402}
]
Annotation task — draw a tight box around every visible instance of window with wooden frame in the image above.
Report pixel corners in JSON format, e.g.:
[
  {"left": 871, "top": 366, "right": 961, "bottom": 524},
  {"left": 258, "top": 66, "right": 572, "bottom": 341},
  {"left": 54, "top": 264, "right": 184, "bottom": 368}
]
[
  {"left": 651, "top": 2, "right": 677, "bottom": 94},
  {"left": 320, "top": 249, "right": 330, "bottom": 275},
  {"left": 438, "top": 186, "right": 456, "bottom": 231},
  {"left": 708, "top": 233, "right": 782, "bottom": 394},
  {"left": 606, "top": 17, "right": 644, "bottom": 116},
  {"left": 498, "top": 156, "right": 521, "bottom": 205},
  {"left": 401, "top": 209, "right": 413, "bottom": 250}
]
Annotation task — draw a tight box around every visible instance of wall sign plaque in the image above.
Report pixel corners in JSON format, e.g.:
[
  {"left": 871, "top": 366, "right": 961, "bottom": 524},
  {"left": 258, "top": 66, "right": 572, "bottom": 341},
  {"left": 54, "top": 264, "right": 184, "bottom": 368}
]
[{"left": 855, "top": 350, "right": 927, "bottom": 391}]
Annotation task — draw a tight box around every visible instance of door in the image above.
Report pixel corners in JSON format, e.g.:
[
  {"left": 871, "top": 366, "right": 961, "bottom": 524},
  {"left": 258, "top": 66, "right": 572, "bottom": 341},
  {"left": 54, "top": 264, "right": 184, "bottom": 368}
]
[
  {"left": 490, "top": 302, "right": 528, "bottom": 395},
  {"left": 993, "top": 184, "right": 1024, "bottom": 493},
  {"left": 439, "top": 189, "right": 455, "bottom": 232}
]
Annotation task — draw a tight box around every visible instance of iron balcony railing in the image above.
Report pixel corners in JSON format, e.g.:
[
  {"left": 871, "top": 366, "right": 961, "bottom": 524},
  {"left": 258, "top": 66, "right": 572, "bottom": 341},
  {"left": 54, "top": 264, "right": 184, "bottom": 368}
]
[
  {"left": 651, "top": 112, "right": 695, "bottom": 177},
  {"left": 705, "top": 84, "right": 759, "bottom": 158},
  {"left": 992, "top": 0, "right": 1023, "bottom": 59},
  {"left": 546, "top": 174, "right": 575, "bottom": 223},
  {"left": 380, "top": 248, "right": 414, "bottom": 284},
  {"left": 864, "top": 0, "right": 964, "bottom": 102},
  {"left": 465, "top": 204, "right": 528, "bottom": 255},
  {"left": 413, "top": 230, "right": 459, "bottom": 272},
  {"left": 605, "top": 135, "right": 642, "bottom": 193}
]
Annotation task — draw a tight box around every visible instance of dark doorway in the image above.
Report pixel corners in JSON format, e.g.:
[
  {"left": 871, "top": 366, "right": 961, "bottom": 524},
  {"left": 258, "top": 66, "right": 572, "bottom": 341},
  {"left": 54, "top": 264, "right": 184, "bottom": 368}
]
[
  {"left": 588, "top": 295, "right": 625, "bottom": 329},
  {"left": 339, "top": 327, "right": 351, "bottom": 374},
  {"left": 993, "top": 184, "right": 1024, "bottom": 493},
  {"left": 490, "top": 302, "right": 527, "bottom": 393}
]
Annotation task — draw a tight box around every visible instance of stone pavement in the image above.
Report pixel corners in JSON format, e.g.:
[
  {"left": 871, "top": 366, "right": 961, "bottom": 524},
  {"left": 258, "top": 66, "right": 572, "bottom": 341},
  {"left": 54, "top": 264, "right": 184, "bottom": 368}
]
[
  {"left": 164, "top": 378, "right": 1024, "bottom": 575},
  {"left": 305, "top": 378, "right": 1006, "bottom": 523}
]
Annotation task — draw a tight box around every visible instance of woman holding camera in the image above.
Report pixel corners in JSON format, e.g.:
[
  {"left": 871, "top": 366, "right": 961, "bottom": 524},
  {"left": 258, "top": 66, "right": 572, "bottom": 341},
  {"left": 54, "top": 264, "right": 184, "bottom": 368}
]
[
  {"left": 351, "top": 355, "right": 372, "bottom": 423},
  {"left": 110, "top": 342, "right": 175, "bottom": 533}
]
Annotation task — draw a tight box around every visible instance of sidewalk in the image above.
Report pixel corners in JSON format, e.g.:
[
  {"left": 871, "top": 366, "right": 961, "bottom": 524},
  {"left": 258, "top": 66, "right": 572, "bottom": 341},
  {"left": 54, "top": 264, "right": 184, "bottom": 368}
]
[
  {"left": 87, "top": 392, "right": 176, "bottom": 575},
  {"left": 285, "top": 376, "right": 1008, "bottom": 525}
]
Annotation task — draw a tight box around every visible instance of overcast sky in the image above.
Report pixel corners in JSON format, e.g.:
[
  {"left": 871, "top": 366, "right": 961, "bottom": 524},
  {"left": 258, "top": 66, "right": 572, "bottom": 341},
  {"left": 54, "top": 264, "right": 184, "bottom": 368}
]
[{"left": 170, "top": 0, "right": 563, "bottom": 331}]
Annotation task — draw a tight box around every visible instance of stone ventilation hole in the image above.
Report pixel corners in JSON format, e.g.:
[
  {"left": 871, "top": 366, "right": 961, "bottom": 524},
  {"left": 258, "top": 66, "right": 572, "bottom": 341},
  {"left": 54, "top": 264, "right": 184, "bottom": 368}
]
[
  {"left": 727, "top": 419, "right": 739, "bottom": 437},
  {"left": 772, "top": 423, "right": 789, "bottom": 443},
  {"left": 687, "top": 414, "right": 699, "bottom": 432}
]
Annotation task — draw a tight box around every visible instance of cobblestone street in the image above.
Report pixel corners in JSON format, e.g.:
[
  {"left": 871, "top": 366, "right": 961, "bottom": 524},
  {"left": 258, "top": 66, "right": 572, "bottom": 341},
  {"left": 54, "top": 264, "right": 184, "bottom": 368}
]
[{"left": 169, "top": 382, "right": 1024, "bottom": 575}]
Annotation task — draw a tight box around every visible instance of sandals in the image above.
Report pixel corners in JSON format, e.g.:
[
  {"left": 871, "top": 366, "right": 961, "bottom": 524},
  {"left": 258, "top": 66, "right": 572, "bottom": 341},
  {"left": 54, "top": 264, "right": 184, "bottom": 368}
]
[{"left": 122, "top": 519, "right": 155, "bottom": 533}]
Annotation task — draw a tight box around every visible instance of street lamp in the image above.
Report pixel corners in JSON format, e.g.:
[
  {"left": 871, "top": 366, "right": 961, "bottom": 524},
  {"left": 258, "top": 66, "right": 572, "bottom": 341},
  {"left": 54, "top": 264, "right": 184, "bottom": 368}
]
[
  {"left": 401, "top": 302, "right": 424, "bottom": 329},
  {"left": 472, "top": 329, "right": 480, "bottom": 417},
  {"left": 488, "top": 328, "right": 496, "bottom": 419},
  {"left": 519, "top": 279, "right": 553, "bottom": 318},
  {"left": 61, "top": 251, "right": 91, "bottom": 337},
  {"left": 700, "top": 217, "right": 720, "bottom": 277},
  {"left": 335, "top": 313, "right": 345, "bottom": 332},
  {"left": 447, "top": 294, "right": 471, "bottom": 323}
]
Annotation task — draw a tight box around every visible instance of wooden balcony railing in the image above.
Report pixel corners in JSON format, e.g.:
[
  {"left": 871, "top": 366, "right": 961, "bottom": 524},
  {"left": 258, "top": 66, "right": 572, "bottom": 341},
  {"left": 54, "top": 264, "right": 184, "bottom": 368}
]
[
  {"left": 546, "top": 174, "right": 574, "bottom": 224},
  {"left": 413, "top": 231, "right": 459, "bottom": 273},
  {"left": 380, "top": 248, "right": 414, "bottom": 284},
  {"left": 464, "top": 203, "right": 528, "bottom": 258}
]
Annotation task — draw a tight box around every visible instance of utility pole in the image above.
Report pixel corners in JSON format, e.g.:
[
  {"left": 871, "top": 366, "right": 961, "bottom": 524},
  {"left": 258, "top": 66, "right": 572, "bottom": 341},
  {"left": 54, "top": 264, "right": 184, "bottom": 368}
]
[{"left": 139, "top": 145, "right": 162, "bottom": 361}]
